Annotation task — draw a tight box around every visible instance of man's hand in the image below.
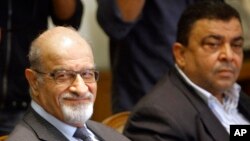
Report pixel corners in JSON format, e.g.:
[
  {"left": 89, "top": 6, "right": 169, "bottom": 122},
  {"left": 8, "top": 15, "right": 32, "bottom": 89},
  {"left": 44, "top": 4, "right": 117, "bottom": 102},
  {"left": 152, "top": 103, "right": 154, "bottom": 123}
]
[{"left": 52, "top": 0, "right": 77, "bottom": 20}]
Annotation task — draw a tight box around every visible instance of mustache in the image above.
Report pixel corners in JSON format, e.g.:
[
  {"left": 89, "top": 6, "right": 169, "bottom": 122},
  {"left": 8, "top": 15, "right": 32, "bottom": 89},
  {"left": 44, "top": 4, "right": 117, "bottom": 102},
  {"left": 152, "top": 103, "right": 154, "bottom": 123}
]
[
  {"left": 214, "top": 62, "right": 237, "bottom": 72},
  {"left": 61, "top": 92, "right": 94, "bottom": 101}
]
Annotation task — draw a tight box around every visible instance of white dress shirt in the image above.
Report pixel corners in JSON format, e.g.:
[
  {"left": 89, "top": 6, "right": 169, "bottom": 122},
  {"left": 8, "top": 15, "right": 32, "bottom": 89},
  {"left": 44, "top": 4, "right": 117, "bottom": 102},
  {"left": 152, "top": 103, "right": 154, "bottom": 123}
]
[{"left": 176, "top": 64, "right": 250, "bottom": 133}]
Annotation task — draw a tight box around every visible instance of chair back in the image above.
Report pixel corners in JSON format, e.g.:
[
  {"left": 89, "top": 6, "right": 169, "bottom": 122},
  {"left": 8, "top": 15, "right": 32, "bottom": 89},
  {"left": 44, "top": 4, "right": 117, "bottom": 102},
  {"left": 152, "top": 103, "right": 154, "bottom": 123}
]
[
  {"left": 0, "top": 135, "right": 8, "bottom": 141},
  {"left": 102, "top": 111, "right": 130, "bottom": 133}
]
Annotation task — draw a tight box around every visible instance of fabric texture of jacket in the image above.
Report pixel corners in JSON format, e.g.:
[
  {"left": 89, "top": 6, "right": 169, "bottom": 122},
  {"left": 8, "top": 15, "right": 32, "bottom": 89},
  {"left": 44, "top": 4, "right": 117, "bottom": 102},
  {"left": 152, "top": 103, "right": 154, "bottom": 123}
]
[{"left": 7, "top": 108, "right": 130, "bottom": 141}]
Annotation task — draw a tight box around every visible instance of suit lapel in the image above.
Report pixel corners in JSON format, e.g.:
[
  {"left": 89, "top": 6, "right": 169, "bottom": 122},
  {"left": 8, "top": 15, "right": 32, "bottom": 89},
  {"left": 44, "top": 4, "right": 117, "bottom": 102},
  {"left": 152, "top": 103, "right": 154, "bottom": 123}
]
[
  {"left": 197, "top": 110, "right": 229, "bottom": 141},
  {"left": 238, "top": 92, "right": 250, "bottom": 121},
  {"left": 86, "top": 121, "right": 105, "bottom": 141},
  {"left": 23, "top": 108, "right": 69, "bottom": 141},
  {"left": 183, "top": 88, "right": 229, "bottom": 141},
  {"left": 171, "top": 69, "right": 228, "bottom": 141}
]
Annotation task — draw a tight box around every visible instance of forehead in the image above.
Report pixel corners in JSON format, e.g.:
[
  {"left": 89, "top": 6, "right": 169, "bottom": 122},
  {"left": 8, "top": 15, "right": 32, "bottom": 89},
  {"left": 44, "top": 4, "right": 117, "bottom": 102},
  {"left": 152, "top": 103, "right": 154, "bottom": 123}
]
[
  {"left": 190, "top": 18, "right": 243, "bottom": 39},
  {"left": 40, "top": 31, "right": 94, "bottom": 69},
  {"left": 44, "top": 46, "right": 94, "bottom": 70}
]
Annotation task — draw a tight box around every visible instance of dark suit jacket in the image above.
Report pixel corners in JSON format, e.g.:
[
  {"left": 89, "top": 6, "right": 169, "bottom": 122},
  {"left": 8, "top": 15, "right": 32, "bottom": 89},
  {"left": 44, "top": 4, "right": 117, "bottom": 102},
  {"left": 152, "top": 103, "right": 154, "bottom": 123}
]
[
  {"left": 123, "top": 68, "right": 250, "bottom": 141},
  {"left": 7, "top": 108, "right": 130, "bottom": 141}
]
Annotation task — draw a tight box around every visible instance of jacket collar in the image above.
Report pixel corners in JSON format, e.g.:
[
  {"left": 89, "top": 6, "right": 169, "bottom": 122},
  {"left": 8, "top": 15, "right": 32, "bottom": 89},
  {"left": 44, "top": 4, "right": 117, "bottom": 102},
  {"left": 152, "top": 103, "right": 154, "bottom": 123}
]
[
  {"left": 23, "top": 108, "right": 69, "bottom": 141},
  {"left": 171, "top": 67, "right": 229, "bottom": 140}
]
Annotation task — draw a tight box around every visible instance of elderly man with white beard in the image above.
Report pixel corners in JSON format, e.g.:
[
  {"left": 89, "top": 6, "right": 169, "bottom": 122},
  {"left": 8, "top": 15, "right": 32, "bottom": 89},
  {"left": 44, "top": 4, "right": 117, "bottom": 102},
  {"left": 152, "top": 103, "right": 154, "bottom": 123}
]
[{"left": 7, "top": 26, "right": 130, "bottom": 141}]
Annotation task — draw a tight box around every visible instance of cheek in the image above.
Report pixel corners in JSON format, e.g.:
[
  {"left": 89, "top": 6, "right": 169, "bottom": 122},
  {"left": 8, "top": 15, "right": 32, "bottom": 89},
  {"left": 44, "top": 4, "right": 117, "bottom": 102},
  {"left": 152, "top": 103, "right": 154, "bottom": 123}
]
[
  {"left": 89, "top": 83, "right": 97, "bottom": 100},
  {"left": 186, "top": 53, "right": 214, "bottom": 77},
  {"left": 43, "top": 85, "right": 64, "bottom": 107},
  {"left": 197, "top": 57, "right": 215, "bottom": 74},
  {"left": 184, "top": 53, "right": 200, "bottom": 70},
  {"left": 235, "top": 55, "right": 243, "bottom": 68},
  {"left": 38, "top": 90, "right": 60, "bottom": 115},
  {"left": 93, "top": 85, "right": 98, "bottom": 95}
]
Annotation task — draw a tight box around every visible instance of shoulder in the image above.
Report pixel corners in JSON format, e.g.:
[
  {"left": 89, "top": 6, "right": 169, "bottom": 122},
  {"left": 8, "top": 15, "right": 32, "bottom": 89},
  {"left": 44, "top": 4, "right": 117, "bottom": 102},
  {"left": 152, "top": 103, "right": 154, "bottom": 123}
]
[
  {"left": 135, "top": 69, "right": 187, "bottom": 110},
  {"left": 123, "top": 69, "right": 201, "bottom": 140},
  {"left": 9, "top": 108, "right": 68, "bottom": 141},
  {"left": 7, "top": 120, "right": 39, "bottom": 141}
]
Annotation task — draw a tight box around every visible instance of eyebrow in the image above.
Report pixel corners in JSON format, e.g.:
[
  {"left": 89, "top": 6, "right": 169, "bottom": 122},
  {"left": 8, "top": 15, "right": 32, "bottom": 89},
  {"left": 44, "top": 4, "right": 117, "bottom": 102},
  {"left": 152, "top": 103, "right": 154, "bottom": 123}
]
[
  {"left": 232, "top": 36, "right": 244, "bottom": 42},
  {"left": 201, "top": 35, "right": 223, "bottom": 45},
  {"left": 203, "top": 35, "right": 224, "bottom": 40},
  {"left": 202, "top": 34, "right": 244, "bottom": 42}
]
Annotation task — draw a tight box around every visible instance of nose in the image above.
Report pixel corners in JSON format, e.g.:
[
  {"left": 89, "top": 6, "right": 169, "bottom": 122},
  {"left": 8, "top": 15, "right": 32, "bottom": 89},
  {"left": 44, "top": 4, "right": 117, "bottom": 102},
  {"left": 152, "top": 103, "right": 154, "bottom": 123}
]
[
  {"left": 219, "top": 43, "right": 233, "bottom": 61},
  {"left": 69, "top": 74, "right": 89, "bottom": 96}
]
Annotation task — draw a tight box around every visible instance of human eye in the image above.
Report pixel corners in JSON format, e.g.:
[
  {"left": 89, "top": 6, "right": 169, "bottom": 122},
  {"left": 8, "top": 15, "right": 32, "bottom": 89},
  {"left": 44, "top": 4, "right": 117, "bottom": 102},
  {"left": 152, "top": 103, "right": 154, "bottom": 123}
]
[
  {"left": 82, "top": 70, "right": 95, "bottom": 78},
  {"left": 231, "top": 39, "right": 243, "bottom": 53},
  {"left": 81, "top": 69, "right": 96, "bottom": 82},
  {"left": 53, "top": 70, "right": 72, "bottom": 82},
  {"left": 201, "top": 35, "right": 225, "bottom": 52},
  {"left": 202, "top": 38, "right": 222, "bottom": 52}
]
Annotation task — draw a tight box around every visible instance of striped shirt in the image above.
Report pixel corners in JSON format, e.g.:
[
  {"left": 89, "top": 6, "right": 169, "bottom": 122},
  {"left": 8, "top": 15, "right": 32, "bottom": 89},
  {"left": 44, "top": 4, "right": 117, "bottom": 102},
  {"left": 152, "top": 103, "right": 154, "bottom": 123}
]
[{"left": 176, "top": 65, "right": 250, "bottom": 133}]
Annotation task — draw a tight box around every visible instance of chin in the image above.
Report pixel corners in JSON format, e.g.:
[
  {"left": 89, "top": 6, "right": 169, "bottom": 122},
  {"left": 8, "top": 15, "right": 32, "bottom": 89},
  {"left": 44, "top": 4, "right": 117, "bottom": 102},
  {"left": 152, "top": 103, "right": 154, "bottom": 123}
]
[
  {"left": 62, "top": 102, "right": 94, "bottom": 125},
  {"left": 216, "top": 82, "right": 234, "bottom": 91}
]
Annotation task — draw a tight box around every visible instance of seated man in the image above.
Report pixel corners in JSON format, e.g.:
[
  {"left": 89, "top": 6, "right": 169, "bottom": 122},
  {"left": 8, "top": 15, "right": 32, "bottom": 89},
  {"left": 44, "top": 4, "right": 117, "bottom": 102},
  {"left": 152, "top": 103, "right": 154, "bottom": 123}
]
[
  {"left": 124, "top": 1, "right": 250, "bottom": 141},
  {"left": 7, "top": 26, "right": 130, "bottom": 141}
]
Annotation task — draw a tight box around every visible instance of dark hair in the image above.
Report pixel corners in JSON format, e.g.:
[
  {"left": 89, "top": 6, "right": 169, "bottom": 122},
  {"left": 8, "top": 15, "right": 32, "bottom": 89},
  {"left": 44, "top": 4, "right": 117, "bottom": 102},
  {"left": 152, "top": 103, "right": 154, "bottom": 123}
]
[{"left": 176, "top": 1, "right": 241, "bottom": 46}]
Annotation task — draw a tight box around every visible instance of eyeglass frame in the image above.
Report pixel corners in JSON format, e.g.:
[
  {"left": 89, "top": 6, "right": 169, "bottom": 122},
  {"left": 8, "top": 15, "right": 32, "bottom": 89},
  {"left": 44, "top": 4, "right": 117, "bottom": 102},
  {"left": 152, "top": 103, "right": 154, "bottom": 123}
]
[{"left": 32, "top": 68, "right": 99, "bottom": 85}]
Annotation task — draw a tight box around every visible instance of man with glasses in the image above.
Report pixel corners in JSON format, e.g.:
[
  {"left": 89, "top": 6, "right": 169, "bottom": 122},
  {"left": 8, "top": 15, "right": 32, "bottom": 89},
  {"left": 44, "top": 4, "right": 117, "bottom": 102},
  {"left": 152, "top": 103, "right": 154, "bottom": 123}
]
[
  {"left": 7, "top": 26, "right": 129, "bottom": 141},
  {"left": 0, "top": 0, "right": 83, "bottom": 136}
]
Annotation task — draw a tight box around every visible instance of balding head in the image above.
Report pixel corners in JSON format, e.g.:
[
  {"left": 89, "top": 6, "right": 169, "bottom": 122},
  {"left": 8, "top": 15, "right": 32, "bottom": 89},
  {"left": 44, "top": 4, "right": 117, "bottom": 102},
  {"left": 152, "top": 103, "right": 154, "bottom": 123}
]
[
  {"left": 29, "top": 26, "right": 93, "bottom": 70},
  {"left": 25, "top": 26, "right": 97, "bottom": 127}
]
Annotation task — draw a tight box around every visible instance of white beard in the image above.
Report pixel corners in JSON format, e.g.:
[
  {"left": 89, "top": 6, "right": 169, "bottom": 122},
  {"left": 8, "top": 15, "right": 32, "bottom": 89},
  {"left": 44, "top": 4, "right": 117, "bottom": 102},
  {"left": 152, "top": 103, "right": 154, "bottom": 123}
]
[{"left": 60, "top": 92, "right": 94, "bottom": 125}]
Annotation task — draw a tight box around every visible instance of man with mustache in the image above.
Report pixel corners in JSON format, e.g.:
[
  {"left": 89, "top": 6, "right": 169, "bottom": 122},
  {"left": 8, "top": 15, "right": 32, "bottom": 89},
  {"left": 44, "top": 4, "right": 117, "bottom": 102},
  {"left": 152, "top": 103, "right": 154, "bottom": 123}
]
[
  {"left": 124, "top": 1, "right": 250, "bottom": 141},
  {"left": 7, "top": 26, "right": 130, "bottom": 141}
]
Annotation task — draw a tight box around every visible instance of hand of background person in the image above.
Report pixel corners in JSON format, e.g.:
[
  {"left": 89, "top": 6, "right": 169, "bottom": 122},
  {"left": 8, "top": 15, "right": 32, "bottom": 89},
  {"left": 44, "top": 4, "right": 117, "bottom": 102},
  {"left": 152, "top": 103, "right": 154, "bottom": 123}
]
[{"left": 52, "top": 0, "right": 78, "bottom": 20}]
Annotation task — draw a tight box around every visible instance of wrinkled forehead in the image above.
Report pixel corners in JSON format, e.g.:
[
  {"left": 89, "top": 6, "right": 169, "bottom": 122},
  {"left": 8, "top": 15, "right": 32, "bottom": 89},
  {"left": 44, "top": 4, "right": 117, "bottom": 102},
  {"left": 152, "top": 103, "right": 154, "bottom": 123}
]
[
  {"left": 37, "top": 27, "right": 91, "bottom": 53},
  {"left": 34, "top": 27, "right": 94, "bottom": 68},
  {"left": 190, "top": 18, "right": 243, "bottom": 38},
  {"left": 40, "top": 27, "right": 88, "bottom": 46}
]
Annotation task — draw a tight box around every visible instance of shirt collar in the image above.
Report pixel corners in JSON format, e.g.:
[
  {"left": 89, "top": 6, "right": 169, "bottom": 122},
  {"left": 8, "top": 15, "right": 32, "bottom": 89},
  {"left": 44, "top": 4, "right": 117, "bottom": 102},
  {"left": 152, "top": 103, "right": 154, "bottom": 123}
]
[
  {"left": 31, "top": 100, "right": 77, "bottom": 140},
  {"left": 175, "top": 64, "right": 241, "bottom": 110}
]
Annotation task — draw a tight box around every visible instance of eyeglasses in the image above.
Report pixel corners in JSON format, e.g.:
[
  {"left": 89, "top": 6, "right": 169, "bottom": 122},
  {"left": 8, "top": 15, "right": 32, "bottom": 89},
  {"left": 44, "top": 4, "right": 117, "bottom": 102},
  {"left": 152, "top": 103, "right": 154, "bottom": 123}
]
[{"left": 33, "top": 69, "right": 99, "bottom": 85}]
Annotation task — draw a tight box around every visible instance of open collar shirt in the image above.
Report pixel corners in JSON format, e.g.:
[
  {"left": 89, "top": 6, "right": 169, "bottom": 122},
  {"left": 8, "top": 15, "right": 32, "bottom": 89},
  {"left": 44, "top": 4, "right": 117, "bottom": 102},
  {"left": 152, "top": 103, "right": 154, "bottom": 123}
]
[{"left": 175, "top": 64, "right": 250, "bottom": 133}]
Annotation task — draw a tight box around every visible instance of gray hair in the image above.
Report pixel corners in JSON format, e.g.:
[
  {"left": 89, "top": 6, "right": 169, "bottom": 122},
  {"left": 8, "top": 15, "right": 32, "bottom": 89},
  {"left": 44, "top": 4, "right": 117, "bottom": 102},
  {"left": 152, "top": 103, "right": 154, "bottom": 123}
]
[
  {"left": 28, "top": 39, "right": 45, "bottom": 85},
  {"left": 28, "top": 40, "right": 43, "bottom": 71}
]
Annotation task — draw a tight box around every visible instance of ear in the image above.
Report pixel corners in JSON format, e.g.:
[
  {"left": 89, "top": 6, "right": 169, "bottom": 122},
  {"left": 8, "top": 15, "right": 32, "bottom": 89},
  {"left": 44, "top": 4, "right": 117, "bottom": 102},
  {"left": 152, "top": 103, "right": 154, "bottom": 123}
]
[
  {"left": 25, "top": 69, "right": 39, "bottom": 96},
  {"left": 173, "top": 42, "right": 187, "bottom": 68}
]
